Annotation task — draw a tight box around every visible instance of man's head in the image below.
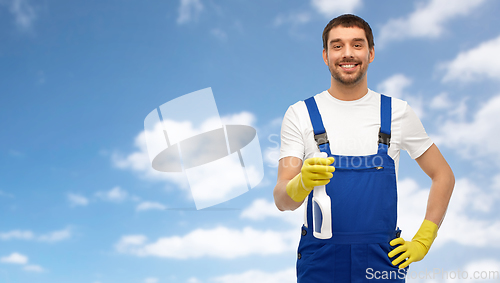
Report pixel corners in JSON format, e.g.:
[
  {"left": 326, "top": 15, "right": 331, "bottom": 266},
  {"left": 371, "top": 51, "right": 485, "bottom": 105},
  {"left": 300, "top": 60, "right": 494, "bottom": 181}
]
[
  {"left": 322, "top": 14, "right": 375, "bottom": 87},
  {"left": 322, "top": 14, "right": 374, "bottom": 52}
]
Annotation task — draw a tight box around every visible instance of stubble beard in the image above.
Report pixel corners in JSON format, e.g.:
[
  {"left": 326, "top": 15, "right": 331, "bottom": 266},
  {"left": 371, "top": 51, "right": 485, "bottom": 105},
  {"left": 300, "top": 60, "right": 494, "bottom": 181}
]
[{"left": 328, "top": 59, "right": 367, "bottom": 86}]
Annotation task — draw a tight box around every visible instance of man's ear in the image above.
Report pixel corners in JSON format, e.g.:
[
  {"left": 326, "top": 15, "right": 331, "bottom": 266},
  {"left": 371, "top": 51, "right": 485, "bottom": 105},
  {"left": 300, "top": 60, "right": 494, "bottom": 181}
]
[
  {"left": 322, "top": 49, "right": 329, "bottom": 66},
  {"left": 369, "top": 47, "right": 375, "bottom": 63}
]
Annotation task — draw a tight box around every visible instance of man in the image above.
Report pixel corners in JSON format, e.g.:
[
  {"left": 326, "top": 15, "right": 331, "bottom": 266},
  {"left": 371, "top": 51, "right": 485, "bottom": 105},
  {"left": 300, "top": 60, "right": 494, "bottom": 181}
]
[{"left": 273, "top": 14, "right": 455, "bottom": 282}]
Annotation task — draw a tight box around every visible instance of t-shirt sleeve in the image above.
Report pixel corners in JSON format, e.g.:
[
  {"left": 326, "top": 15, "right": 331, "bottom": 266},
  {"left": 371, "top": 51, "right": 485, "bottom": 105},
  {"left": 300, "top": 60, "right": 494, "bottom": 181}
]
[
  {"left": 400, "top": 103, "right": 434, "bottom": 159},
  {"left": 279, "top": 105, "right": 305, "bottom": 161}
]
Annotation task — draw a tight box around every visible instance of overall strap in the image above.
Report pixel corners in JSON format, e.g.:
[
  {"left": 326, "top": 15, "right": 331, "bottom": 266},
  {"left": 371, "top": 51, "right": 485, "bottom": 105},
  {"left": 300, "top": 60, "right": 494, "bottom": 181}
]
[
  {"left": 378, "top": 94, "right": 392, "bottom": 154},
  {"left": 304, "top": 97, "right": 332, "bottom": 156}
]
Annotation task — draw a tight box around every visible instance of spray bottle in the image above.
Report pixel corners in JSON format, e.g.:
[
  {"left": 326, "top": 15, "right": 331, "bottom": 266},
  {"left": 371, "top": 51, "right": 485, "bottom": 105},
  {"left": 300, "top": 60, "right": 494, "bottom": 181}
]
[{"left": 312, "top": 151, "right": 333, "bottom": 239}]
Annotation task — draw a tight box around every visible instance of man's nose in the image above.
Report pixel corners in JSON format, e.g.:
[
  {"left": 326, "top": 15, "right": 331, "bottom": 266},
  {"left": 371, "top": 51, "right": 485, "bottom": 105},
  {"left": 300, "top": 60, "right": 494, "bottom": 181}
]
[{"left": 342, "top": 46, "right": 354, "bottom": 59}]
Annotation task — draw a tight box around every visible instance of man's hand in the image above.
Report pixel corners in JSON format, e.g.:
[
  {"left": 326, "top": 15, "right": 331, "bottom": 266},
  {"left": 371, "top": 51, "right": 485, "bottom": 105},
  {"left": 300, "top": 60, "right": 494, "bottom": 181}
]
[
  {"left": 285, "top": 156, "right": 335, "bottom": 202},
  {"left": 388, "top": 219, "right": 438, "bottom": 269}
]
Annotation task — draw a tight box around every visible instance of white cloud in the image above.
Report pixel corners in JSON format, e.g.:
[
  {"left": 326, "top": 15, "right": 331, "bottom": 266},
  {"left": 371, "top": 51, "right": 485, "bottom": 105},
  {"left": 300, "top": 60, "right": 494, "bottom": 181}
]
[
  {"left": 429, "top": 94, "right": 469, "bottom": 122},
  {"left": 432, "top": 94, "right": 500, "bottom": 160},
  {"left": 397, "top": 177, "right": 500, "bottom": 248},
  {"left": 210, "top": 268, "right": 296, "bottom": 283},
  {"left": 115, "top": 235, "right": 148, "bottom": 252},
  {"left": 115, "top": 226, "right": 297, "bottom": 259},
  {"left": 274, "top": 0, "right": 362, "bottom": 28},
  {"left": 112, "top": 130, "right": 187, "bottom": 187},
  {"left": 438, "top": 179, "right": 500, "bottom": 248},
  {"left": 144, "top": 277, "right": 159, "bottom": 283},
  {"left": 0, "top": 252, "right": 28, "bottom": 264},
  {"left": 397, "top": 178, "right": 432, "bottom": 240},
  {"left": 441, "top": 35, "right": 500, "bottom": 83},
  {"left": 0, "top": 252, "right": 45, "bottom": 272},
  {"left": 494, "top": 174, "right": 500, "bottom": 189},
  {"left": 378, "top": 0, "right": 486, "bottom": 46},
  {"left": 377, "top": 74, "right": 412, "bottom": 99},
  {"left": 1, "top": 0, "right": 37, "bottom": 30},
  {"left": 310, "top": 0, "right": 362, "bottom": 18},
  {"left": 186, "top": 278, "right": 202, "bottom": 283},
  {"left": 376, "top": 74, "right": 424, "bottom": 118},
  {"left": 177, "top": 0, "right": 203, "bottom": 25},
  {"left": 162, "top": 117, "right": 218, "bottom": 146},
  {"left": 220, "top": 111, "right": 255, "bottom": 126},
  {"left": 38, "top": 227, "right": 71, "bottom": 243},
  {"left": 115, "top": 111, "right": 257, "bottom": 175},
  {"left": 448, "top": 98, "right": 468, "bottom": 122},
  {"left": 240, "top": 198, "right": 303, "bottom": 226},
  {"left": 184, "top": 152, "right": 249, "bottom": 209},
  {"left": 136, "top": 201, "right": 166, "bottom": 211},
  {"left": 113, "top": 111, "right": 259, "bottom": 205},
  {"left": 67, "top": 193, "right": 89, "bottom": 207},
  {"left": 24, "top": 264, "right": 44, "bottom": 272},
  {"left": 429, "top": 92, "right": 452, "bottom": 110},
  {"left": 119, "top": 107, "right": 264, "bottom": 209},
  {"left": 0, "top": 228, "right": 71, "bottom": 243},
  {"left": 459, "top": 259, "right": 500, "bottom": 283},
  {"left": 0, "top": 230, "right": 34, "bottom": 240},
  {"left": 95, "top": 186, "right": 128, "bottom": 202}
]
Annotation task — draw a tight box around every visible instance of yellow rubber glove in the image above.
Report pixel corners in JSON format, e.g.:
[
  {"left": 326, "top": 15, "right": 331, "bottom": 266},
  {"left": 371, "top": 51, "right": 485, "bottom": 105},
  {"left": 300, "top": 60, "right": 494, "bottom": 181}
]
[
  {"left": 388, "top": 219, "right": 438, "bottom": 269},
  {"left": 286, "top": 156, "right": 335, "bottom": 202}
]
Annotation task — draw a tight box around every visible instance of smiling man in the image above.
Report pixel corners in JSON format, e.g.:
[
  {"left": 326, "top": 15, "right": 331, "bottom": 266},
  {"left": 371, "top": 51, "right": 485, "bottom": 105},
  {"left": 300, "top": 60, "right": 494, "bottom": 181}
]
[{"left": 273, "top": 14, "right": 455, "bottom": 282}]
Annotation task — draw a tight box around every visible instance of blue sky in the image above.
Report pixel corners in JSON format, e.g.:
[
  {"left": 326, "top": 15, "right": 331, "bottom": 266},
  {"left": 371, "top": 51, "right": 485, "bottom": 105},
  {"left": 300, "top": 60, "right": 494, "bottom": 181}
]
[{"left": 1, "top": 0, "right": 500, "bottom": 282}]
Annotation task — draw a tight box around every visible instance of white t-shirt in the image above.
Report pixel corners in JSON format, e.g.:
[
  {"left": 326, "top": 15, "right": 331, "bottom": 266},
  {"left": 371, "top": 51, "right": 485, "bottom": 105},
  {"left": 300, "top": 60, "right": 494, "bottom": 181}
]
[{"left": 279, "top": 89, "right": 433, "bottom": 179}]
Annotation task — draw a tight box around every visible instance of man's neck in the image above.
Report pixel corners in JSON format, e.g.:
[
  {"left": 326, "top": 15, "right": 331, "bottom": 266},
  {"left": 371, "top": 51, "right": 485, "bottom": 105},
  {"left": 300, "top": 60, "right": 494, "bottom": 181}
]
[{"left": 327, "top": 78, "right": 368, "bottom": 101}]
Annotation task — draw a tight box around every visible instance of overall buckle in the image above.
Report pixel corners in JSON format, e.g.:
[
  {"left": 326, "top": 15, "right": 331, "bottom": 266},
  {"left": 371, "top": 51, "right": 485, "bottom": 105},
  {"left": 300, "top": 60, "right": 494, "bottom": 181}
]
[
  {"left": 378, "top": 132, "right": 391, "bottom": 147},
  {"left": 314, "top": 132, "right": 329, "bottom": 146}
]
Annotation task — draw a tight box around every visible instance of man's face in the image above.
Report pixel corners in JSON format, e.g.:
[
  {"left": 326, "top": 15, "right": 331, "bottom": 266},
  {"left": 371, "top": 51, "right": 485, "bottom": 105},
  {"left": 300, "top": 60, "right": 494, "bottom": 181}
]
[{"left": 323, "top": 26, "right": 374, "bottom": 86}]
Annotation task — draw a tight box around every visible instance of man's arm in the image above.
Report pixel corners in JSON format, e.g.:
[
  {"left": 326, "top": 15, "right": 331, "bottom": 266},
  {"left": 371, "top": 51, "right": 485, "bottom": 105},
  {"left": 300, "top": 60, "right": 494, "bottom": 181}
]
[
  {"left": 274, "top": 155, "right": 335, "bottom": 211},
  {"left": 415, "top": 143, "right": 455, "bottom": 227},
  {"left": 389, "top": 143, "right": 454, "bottom": 269},
  {"left": 273, "top": 156, "right": 304, "bottom": 211}
]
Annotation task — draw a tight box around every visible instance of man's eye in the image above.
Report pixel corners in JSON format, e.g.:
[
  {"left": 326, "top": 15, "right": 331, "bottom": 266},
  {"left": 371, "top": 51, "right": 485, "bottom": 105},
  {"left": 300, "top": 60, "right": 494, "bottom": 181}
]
[
  {"left": 354, "top": 44, "right": 362, "bottom": 48},
  {"left": 333, "top": 45, "right": 341, "bottom": 49}
]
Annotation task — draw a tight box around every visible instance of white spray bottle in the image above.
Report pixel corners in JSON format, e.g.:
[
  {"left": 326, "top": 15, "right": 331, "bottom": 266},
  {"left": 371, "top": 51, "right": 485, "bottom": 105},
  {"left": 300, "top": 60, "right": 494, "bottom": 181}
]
[{"left": 312, "top": 151, "right": 332, "bottom": 239}]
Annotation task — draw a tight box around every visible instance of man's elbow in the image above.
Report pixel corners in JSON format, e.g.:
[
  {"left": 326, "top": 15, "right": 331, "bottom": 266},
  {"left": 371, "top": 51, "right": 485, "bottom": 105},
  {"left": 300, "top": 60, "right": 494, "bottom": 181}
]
[
  {"left": 276, "top": 202, "right": 286, "bottom": 212},
  {"left": 448, "top": 170, "right": 455, "bottom": 191},
  {"left": 443, "top": 164, "right": 455, "bottom": 187},
  {"left": 273, "top": 188, "right": 286, "bottom": 212},
  {"left": 434, "top": 166, "right": 455, "bottom": 191},
  {"left": 274, "top": 196, "right": 302, "bottom": 212},
  {"left": 275, "top": 201, "right": 298, "bottom": 212}
]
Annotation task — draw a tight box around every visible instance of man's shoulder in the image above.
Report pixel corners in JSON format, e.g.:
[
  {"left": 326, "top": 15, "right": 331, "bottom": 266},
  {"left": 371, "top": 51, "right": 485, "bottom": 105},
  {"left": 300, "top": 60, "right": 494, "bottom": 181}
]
[
  {"left": 283, "top": 91, "right": 328, "bottom": 124},
  {"left": 371, "top": 89, "right": 408, "bottom": 110}
]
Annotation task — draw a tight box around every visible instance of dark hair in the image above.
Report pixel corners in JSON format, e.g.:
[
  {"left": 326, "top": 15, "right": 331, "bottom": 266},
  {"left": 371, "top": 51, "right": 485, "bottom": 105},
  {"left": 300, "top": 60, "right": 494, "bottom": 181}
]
[{"left": 322, "top": 14, "right": 374, "bottom": 51}]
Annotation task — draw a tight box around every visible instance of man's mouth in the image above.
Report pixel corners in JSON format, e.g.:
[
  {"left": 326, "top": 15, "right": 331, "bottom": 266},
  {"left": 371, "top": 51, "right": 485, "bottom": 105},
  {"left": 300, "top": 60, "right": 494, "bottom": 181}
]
[{"left": 339, "top": 63, "right": 359, "bottom": 70}]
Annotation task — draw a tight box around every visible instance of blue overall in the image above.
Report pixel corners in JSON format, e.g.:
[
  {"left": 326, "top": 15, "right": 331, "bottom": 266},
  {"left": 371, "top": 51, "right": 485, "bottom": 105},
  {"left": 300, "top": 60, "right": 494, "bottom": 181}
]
[{"left": 296, "top": 95, "right": 407, "bottom": 282}]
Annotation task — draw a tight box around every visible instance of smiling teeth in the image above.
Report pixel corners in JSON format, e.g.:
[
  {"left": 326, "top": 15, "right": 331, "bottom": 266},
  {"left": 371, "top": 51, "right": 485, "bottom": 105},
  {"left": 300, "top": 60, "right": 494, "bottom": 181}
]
[{"left": 343, "top": 64, "right": 356, "bottom": 68}]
